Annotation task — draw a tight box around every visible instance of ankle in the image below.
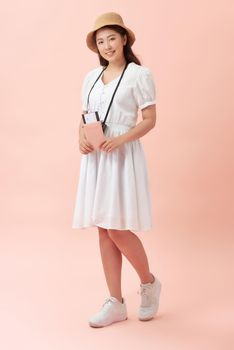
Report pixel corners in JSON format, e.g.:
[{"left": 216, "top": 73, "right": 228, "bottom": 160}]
[
  {"left": 141, "top": 273, "right": 155, "bottom": 284},
  {"left": 150, "top": 273, "right": 155, "bottom": 283},
  {"left": 112, "top": 296, "right": 124, "bottom": 303}
]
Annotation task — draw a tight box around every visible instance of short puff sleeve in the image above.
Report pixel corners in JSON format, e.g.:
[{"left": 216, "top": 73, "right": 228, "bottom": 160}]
[{"left": 133, "top": 67, "right": 156, "bottom": 110}]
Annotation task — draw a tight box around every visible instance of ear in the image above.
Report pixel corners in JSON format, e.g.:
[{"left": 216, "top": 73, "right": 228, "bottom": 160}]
[{"left": 123, "top": 34, "right": 127, "bottom": 46}]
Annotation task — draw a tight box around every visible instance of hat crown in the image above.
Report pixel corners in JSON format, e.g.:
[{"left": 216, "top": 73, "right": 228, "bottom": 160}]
[{"left": 93, "top": 12, "right": 124, "bottom": 30}]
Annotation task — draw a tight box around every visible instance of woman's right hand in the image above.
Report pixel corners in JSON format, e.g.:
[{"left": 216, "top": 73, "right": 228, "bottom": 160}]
[{"left": 79, "top": 133, "right": 94, "bottom": 154}]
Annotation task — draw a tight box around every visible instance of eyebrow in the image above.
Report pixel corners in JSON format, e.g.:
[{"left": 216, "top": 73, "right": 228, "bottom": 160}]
[{"left": 96, "top": 34, "right": 116, "bottom": 41}]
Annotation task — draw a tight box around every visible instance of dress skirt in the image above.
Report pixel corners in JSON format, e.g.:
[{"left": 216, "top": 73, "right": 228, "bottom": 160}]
[{"left": 72, "top": 122, "right": 153, "bottom": 233}]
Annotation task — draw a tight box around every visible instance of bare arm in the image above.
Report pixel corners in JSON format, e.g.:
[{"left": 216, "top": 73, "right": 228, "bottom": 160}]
[
  {"left": 99, "top": 104, "right": 156, "bottom": 153},
  {"left": 121, "top": 104, "right": 156, "bottom": 143}
]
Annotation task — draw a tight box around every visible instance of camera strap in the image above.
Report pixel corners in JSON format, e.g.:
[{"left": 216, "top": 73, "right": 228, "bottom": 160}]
[{"left": 86, "top": 62, "right": 129, "bottom": 125}]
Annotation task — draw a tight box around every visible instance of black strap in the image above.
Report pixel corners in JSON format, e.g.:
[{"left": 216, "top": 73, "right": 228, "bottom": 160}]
[
  {"left": 86, "top": 66, "right": 107, "bottom": 110},
  {"left": 86, "top": 62, "right": 129, "bottom": 124}
]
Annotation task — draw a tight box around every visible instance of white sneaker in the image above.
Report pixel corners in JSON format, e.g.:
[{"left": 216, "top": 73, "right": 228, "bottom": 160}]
[
  {"left": 88, "top": 296, "right": 128, "bottom": 328},
  {"left": 137, "top": 274, "right": 162, "bottom": 321}
]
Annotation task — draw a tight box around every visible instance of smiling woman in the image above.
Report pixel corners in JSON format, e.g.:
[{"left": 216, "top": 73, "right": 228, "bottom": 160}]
[
  {"left": 72, "top": 12, "right": 161, "bottom": 328},
  {"left": 93, "top": 22, "right": 141, "bottom": 68}
]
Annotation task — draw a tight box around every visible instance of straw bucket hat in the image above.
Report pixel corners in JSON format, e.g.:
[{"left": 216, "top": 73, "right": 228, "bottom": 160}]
[{"left": 86, "top": 12, "right": 136, "bottom": 53}]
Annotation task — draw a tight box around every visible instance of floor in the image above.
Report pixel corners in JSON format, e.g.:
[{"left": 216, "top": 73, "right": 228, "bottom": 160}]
[{"left": 0, "top": 221, "right": 233, "bottom": 350}]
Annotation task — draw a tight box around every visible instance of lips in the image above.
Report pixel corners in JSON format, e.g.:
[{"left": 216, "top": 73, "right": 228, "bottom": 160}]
[{"left": 106, "top": 51, "right": 115, "bottom": 55}]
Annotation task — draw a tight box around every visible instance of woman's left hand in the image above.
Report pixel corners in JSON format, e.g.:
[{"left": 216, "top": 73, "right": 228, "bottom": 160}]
[{"left": 99, "top": 135, "right": 125, "bottom": 152}]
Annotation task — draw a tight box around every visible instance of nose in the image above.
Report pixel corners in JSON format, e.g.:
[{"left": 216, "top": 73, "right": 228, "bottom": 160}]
[{"left": 104, "top": 40, "right": 111, "bottom": 50}]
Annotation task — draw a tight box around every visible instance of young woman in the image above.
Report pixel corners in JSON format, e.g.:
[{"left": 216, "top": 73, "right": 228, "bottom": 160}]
[{"left": 72, "top": 12, "right": 162, "bottom": 328}]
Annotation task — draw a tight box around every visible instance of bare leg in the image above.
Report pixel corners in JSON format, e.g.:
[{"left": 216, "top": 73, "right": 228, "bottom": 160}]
[
  {"left": 97, "top": 226, "right": 123, "bottom": 303},
  {"left": 108, "top": 229, "right": 155, "bottom": 284}
]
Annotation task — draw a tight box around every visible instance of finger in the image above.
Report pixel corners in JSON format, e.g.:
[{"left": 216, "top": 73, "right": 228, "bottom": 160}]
[
  {"left": 84, "top": 146, "right": 93, "bottom": 152},
  {"left": 103, "top": 141, "right": 111, "bottom": 149},
  {"left": 80, "top": 138, "right": 93, "bottom": 149},
  {"left": 79, "top": 146, "right": 87, "bottom": 154},
  {"left": 80, "top": 149, "right": 87, "bottom": 154},
  {"left": 81, "top": 145, "right": 91, "bottom": 153},
  {"left": 85, "top": 143, "right": 94, "bottom": 151},
  {"left": 82, "top": 142, "right": 93, "bottom": 151},
  {"left": 99, "top": 142, "right": 107, "bottom": 148}
]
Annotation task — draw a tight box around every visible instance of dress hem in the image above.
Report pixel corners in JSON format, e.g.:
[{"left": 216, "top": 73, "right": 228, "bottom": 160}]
[{"left": 72, "top": 222, "right": 152, "bottom": 232}]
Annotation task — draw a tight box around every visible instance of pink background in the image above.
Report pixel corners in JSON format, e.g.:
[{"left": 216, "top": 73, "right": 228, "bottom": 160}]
[{"left": 1, "top": 1, "right": 234, "bottom": 349}]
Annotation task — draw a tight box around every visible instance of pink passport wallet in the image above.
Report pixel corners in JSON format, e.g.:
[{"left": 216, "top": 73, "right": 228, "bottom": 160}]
[
  {"left": 82, "top": 111, "right": 106, "bottom": 150},
  {"left": 83, "top": 121, "right": 106, "bottom": 150}
]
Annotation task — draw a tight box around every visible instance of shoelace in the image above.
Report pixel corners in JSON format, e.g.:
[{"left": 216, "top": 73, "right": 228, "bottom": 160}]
[
  {"left": 137, "top": 286, "right": 152, "bottom": 307},
  {"left": 102, "top": 297, "right": 114, "bottom": 308}
]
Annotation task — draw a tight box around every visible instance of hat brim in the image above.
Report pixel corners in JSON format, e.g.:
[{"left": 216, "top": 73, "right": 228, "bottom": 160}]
[{"left": 86, "top": 25, "right": 135, "bottom": 53}]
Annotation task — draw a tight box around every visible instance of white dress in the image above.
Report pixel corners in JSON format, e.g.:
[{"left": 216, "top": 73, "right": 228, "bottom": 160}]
[{"left": 72, "top": 62, "right": 156, "bottom": 233}]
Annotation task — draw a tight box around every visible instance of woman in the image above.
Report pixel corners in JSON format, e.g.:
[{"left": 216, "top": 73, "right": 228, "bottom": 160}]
[{"left": 72, "top": 12, "right": 162, "bottom": 328}]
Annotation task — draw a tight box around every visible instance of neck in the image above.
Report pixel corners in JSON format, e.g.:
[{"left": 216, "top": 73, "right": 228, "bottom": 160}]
[{"left": 106, "top": 57, "right": 127, "bottom": 71}]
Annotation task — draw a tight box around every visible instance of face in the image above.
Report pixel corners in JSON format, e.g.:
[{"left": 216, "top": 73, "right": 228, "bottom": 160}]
[{"left": 95, "top": 27, "right": 127, "bottom": 62}]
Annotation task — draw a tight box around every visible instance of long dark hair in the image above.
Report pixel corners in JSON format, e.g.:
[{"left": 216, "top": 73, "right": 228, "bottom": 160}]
[{"left": 93, "top": 25, "right": 141, "bottom": 66}]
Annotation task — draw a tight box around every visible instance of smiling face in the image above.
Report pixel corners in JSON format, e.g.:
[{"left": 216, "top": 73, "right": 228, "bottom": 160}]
[{"left": 95, "top": 27, "right": 127, "bottom": 63}]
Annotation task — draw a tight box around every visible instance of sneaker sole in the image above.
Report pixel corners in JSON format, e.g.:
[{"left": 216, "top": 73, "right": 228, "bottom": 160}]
[
  {"left": 138, "top": 305, "right": 159, "bottom": 321},
  {"left": 89, "top": 316, "right": 128, "bottom": 328}
]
